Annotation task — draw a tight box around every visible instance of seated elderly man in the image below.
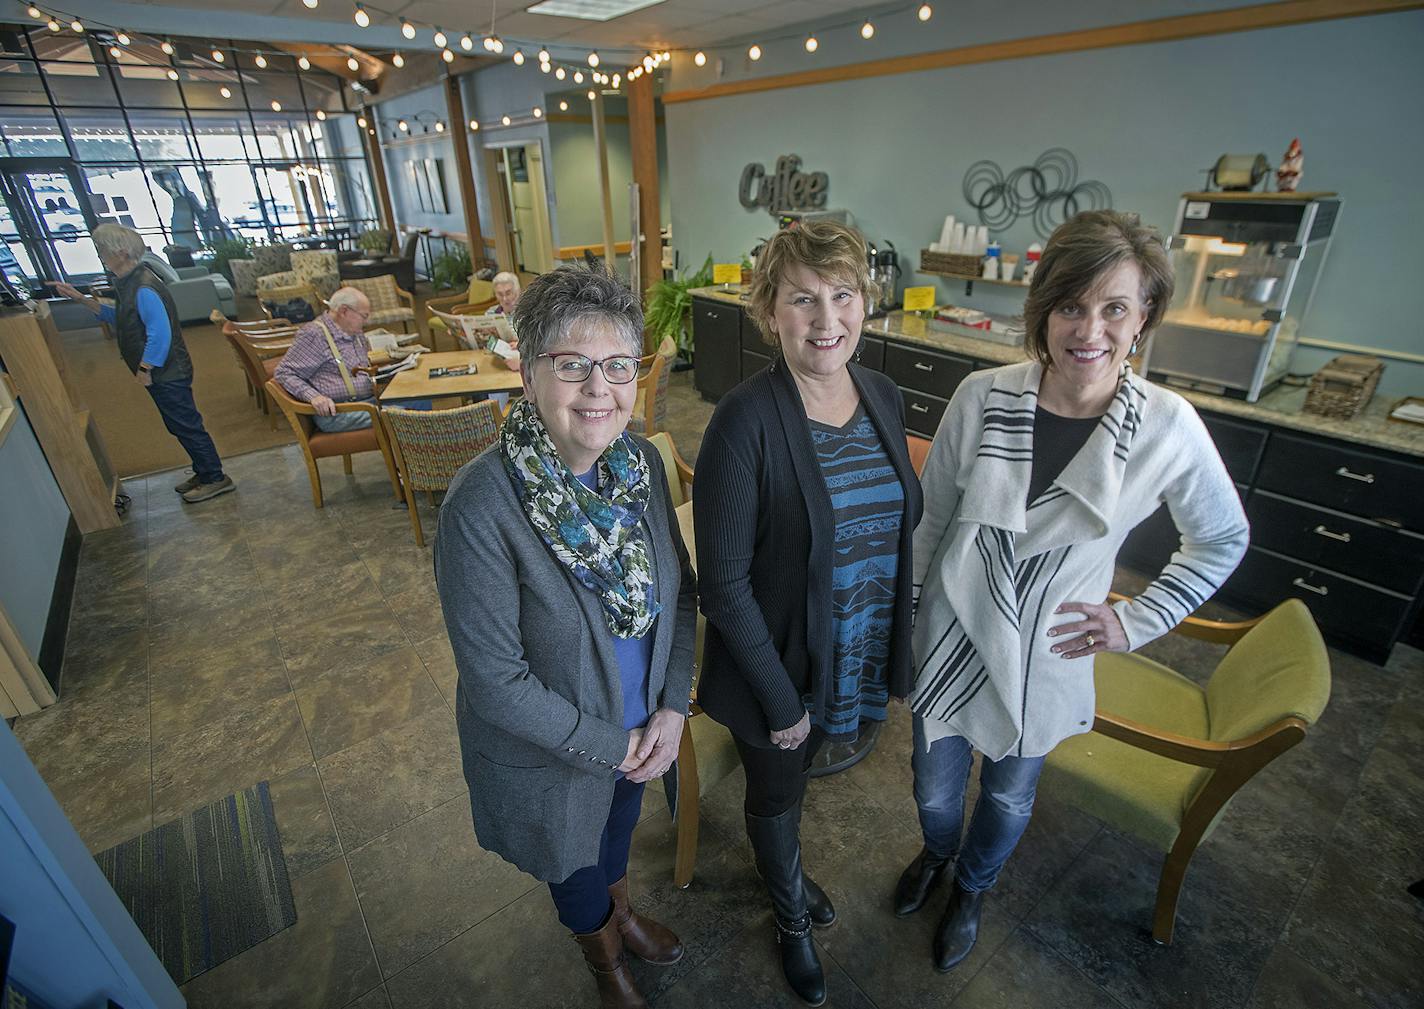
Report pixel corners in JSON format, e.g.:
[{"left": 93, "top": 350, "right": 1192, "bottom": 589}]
[
  {"left": 274, "top": 286, "right": 386, "bottom": 432},
  {"left": 486, "top": 271, "right": 521, "bottom": 316}
]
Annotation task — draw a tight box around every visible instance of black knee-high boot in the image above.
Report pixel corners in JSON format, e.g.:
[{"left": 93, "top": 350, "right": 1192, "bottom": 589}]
[
  {"left": 794, "top": 768, "right": 836, "bottom": 928},
  {"left": 745, "top": 807, "right": 827, "bottom": 1007}
]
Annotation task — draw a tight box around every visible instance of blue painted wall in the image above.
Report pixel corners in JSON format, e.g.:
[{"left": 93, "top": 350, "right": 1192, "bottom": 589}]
[
  {"left": 664, "top": 8, "right": 1424, "bottom": 392},
  {"left": 0, "top": 406, "right": 70, "bottom": 659}
]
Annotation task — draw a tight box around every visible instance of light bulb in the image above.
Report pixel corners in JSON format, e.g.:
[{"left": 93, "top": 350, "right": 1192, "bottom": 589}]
[
  {"left": 432, "top": 29, "right": 447, "bottom": 48},
  {"left": 392, "top": 52, "right": 404, "bottom": 68},
  {"left": 860, "top": 21, "right": 874, "bottom": 39},
  {"left": 442, "top": 48, "right": 454, "bottom": 63},
  {"left": 532, "top": 106, "right": 542, "bottom": 118},
  {"left": 357, "top": 116, "right": 367, "bottom": 127},
  {"left": 401, "top": 19, "right": 415, "bottom": 39},
  {"left": 47, "top": 19, "right": 60, "bottom": 31},
  {"left": 255, "top": 53, "right": 268, "bottom": 68},
  {"left": 220, "top": 86, "right": 232, "bottom": 98},
  {"left": 353, "top": 6, "right": 370, "bottom": 28},
  {"left": 573, "top": 70, "right": 583, "bottom": 83},
  {"left": 918, "top": 4, "right": 932, "bottom": 20},
  {"left": 661, "top": 51, "right": 670, "bottom": 61},
  {"left": 212, "top": 49, "right": 224, "bottom": 62},
  {"left": 315, "top": 109, "right": 326, "bottom": 120},
  {"left": 512, "top": 49, "right": 524, "bottom": 65},
  {"left": 587, "top": 51, "right": 599, "bottom": 67},
  {"left": 539, "top": 61, "right": 550, "bottom": 74},
  {"left": 747, "top": 44, "right": 761, "bottom": 61},
  {"left": 161, "top": 40, "right": 174, "bottom": 54},
  {"left": 70, "top": 19, "right": 83, "bottom": 32},
  {"left": 367, "top": 128, "right": 374, "bottom": 135},
  {"left": 460, "top": 34, "right": 473, "bottom": 51},
  {"left": 587, "top": 89, "right": 596, "bottom": 101},
  {"left": 109, "top": 45, "right": 122, "bottom": 58},
  {"left": 434, "top": 120, "right": 444, "bottom": 132},
  {"left": 468, "top": 119, "right": 479, "bottom": 130},
  {"left": 491, "top": 37, "right": 503, "bottom": 54},
  {"left": 642, "top": 54, "right": 653, "bottom": 71},
  {"left": 537, "top": 47, "right": 550, "bottom": 63},
  {"left": 398, "top": 119, "right": 408, "bottom": 131},
  {"left": 117, "top": 31, "right": 131, "bottom": 45},
  {"left": 611, "top": 73, "right": 620, "bottom": 88},
  {"left": 271, "top": 100, "right": 282, "bottom": 111},
  {"left": 346, "top": 56, "right": 359, "bottom": 71},
  {"left": 558, "top": 100, "right": 567, "bottom": 111},
  {"left": 166, "top": 68, "right": 178, "bottom": 80},
  {"left": 298, "top": 56, "right": 311, "bottom": 70},
  {"left": 501, "top": 114, "right": 510, "bottom": 126},
  {"left": 26, "top": 5, "right": 41, "bottom": 18},
  {"left": 302, "top": 0, "right": 318, "bottom": 8},
  {"left": 805, "top": 36, "right": 817, "bottom": 53},
  {"left": 694, "top": 51, "right": 706, "bottom": 67},
  {"left": 555, "top": 66, "right": 565, "bottom": 80}
]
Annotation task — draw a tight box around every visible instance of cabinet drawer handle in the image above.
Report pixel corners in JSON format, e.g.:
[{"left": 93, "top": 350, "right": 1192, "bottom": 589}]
[
  {"left": 1312, "top": 525, "right": 1351, "bottom": 543},
  {"left": 913, "top": 362, "right": 935, "bottom": 372},
  {"left": 1334, "top": 466, "right": 1375, "bottom": 484},
  {"left": 909, "top": 403, "right": 930, "bottom": 414},
  {"left": 1292, "top": 577, "right": 1329, "bottom": 596}
]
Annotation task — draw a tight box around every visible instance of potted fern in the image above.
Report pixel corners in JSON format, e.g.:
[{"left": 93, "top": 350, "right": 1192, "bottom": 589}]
[{"left": 643, "top": 255, "right": 712, "bottom": 361}]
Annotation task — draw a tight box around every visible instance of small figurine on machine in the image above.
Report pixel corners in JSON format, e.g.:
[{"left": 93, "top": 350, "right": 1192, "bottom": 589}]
[{"left": 1276, "top": 138, "right": 1303, "bottom": 192}]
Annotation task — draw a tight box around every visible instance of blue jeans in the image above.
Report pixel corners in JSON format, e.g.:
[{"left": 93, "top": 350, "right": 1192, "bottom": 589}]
[
  {"left": 313, "top": 396, "right": 375, "bottom": 432},
  {"left": 146, "top": 378, "right": 224, "bottom": 484},
  {"left": 910, "top": 715, "right": 1045, "bottom": 893},
  {"left": 547, "top": 776, "right": 645, "bottom": 933}
]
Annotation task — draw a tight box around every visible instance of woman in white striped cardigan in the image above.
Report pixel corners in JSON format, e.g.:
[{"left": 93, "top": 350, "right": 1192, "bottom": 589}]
[{"left": 894, "top": 210, "right": 1249, "bottom": 972}]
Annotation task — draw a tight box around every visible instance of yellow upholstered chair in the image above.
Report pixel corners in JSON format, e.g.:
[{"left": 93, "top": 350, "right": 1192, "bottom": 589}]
[
  {"left": 380, "top": 400, "right": 504, "bottom": 546},
  {"left": 344, "top": 274, "right": 416, "bottom": 333},
  {"left": 426, "top": 278, "right": 497, "bottom": 348},
  {"left": 627, "top": 352, "right": 671, "bottom": 437},
  {"left": 1043, "top": 597, "right": 1331, "bottom": 944}
]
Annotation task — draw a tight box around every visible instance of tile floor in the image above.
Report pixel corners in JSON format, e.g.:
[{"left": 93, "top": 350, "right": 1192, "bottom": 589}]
[{"left": 12, "top": 372, "right": 1424, "bottom": 1008}]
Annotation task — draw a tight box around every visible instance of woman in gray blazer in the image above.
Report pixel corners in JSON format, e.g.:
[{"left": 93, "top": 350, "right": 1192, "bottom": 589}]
[{"left": 435, "top": 265, "right": 696, "bottom": 1009}]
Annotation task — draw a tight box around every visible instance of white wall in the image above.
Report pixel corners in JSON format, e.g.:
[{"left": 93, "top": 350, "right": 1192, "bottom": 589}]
[{"left": 0, "top": 406, "right": 70, "bottom": 660}]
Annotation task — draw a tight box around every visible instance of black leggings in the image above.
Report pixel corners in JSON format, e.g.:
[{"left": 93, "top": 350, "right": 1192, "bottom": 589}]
[{"left": 734, "top": 729, "right": 825, "bottom": 817}]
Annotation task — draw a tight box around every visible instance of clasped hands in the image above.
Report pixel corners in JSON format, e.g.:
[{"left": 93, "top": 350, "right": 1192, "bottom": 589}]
[{"left": 618, "top": 707, "right": 685, "bottom": 782}]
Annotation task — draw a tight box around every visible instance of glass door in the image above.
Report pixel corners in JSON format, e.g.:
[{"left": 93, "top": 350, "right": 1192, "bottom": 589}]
[{"left": 0, "top": 157, "right": 103, "bottom": 292}]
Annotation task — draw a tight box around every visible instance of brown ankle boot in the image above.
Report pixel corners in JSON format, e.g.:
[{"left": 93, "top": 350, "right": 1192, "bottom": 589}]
[
  {"left": 608, "top": 875, "right": 684, "bottom": 965},
  {"left": 573, "top": 914, "right": 649, "bottom": 1009}
]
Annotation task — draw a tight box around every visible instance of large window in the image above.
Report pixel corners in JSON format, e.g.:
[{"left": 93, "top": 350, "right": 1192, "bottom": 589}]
[{"left": 0, "top": 25, "right": 377, "bottom": 285}]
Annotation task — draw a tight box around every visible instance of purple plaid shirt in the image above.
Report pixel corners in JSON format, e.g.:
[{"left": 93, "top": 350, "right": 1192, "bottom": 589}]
[{"left": 274, "top": 313, "right": 375, "bottom": 404}]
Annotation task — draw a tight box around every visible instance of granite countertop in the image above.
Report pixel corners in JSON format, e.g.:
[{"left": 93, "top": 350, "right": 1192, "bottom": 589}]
[
  {"left": 690, "top": 294, "right": 1424, "bottom": 458},
  {"left": 690, "top": 285, "right": 749, "bottom": 306}
]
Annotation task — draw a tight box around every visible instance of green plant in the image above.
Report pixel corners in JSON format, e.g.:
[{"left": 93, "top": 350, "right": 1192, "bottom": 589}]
[
  {"left": 357, "top": 228, "right": 392, "bottom": 254},
  {"left": 207, "top": 236, "right": 252, "bottom": 283},
  {"left": 644, "top": 255, "right": 712, "bottom": 358},
  {"left": 432, "top": 244, "right": 473, "bottom": 291}
]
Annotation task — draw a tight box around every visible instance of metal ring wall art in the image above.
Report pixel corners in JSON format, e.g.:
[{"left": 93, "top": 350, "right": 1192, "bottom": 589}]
[{"left": 962, "top": 148, "right": 1112, "bottom": 239}]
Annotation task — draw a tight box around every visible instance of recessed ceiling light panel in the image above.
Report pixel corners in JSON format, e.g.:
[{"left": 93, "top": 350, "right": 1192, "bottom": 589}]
[{"left": 527, "top": 0, "right": 665, "bottom": 22}]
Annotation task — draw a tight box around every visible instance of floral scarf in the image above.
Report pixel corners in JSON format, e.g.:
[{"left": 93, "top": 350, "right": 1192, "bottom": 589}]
[{"left": 500, "top": 398, "right": 659, "bottom": 638}]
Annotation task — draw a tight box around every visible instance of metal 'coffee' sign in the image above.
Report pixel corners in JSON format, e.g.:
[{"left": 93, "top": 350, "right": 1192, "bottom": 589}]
[{"left": 738, "top": 154, "right": 828, "bottom": 212}]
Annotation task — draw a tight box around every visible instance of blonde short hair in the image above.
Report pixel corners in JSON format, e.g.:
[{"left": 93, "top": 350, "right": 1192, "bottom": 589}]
[{"left": 747, "top": 220, "right": 877, "bottom": 347}]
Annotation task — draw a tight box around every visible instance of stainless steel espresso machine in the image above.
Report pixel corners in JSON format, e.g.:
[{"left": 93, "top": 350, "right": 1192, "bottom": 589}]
[{"left": 1141, "top": 191, "right": 1340, "bottom": 401}]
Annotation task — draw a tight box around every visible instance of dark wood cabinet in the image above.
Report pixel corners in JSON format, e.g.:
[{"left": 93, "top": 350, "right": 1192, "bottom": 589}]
[
  {"left": 692, "top": 298, "right": 742, "bottom": 402},
  {"left": 856, "top": 336, "right": 885, "bottom": 372},
  {"left": 883, "top": 343, "right": 976, "bottom": 399},
  {"left": 740, "top": 348, "right": 771, "bottom": 381},
  {"left": 1255, "top": 433, "right": 1424, "bottom": 531}
]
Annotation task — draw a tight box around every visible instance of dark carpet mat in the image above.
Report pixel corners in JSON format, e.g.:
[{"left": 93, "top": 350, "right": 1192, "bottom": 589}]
[{"left": 94, "top": 781, "right": 297, "bottom": 985}]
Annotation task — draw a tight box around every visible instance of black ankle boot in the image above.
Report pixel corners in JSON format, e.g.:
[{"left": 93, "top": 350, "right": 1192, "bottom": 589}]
[
  {"left": 746, "top": 808, "right": 827, "bottom": 1006},
  {"left": 802, "top": 873, "right": 836, "bottom": 928},
  {"left": 933, "top": 882, "right": 983, "bottom": 973},
  {"left": 894, "top": 847, "right": 953, "bottom": 917}
]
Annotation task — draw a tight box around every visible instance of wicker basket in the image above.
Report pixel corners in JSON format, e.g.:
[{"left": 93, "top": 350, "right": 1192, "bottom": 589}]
[
  {"left": 919, "top": 249, "right": 982, "bottom": 276},
  {"left": 1303, "top": 354, "right": 1383, "bottom": 420}
]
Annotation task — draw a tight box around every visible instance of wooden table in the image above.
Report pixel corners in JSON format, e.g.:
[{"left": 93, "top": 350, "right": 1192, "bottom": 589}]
[{"left": 378, "top": 349, "right": 524, "bottom": 403}]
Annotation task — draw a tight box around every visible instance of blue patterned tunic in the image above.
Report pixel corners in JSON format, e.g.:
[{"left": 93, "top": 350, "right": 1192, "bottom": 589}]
[{"left": 808, "top": 406, "right": 904, "bottom": 741}]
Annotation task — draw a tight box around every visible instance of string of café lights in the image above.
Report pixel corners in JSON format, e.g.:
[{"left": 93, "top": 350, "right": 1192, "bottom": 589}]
[{"left": 19, "top": 1, "right": 940, "bottom": 140}]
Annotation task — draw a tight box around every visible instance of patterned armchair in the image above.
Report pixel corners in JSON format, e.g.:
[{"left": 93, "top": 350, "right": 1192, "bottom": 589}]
[
  {"left": 344, "top": 274, "right": 416, "bottom": 333},
  {"left": 291, "top": 250, "right": 340, "bottom": 300},
  {"left": 227, "top": 242, "right": 294, "bottom": 296}
]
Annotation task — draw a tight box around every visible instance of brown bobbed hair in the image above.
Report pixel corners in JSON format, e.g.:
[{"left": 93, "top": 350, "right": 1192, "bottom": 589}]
[
  {"left": 747, "top": 220, "right": 878, "bottom": 347},
  {"left": 1022, "top": 209, "right": 1173, "bottom": 367}
]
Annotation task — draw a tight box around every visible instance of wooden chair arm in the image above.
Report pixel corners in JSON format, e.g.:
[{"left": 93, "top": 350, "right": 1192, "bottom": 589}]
[
  {"left": 1106, "top": 591, "right": 1263, "bottom": 645},
  {"left": 253, "top": 343, "right": 290, "bottom": 360},
  {"left": 396, "top": 286, "right": 415, "bottom": 308},
  {"left": 424, "top": 291, "right": 466, "bottom": 314},
  {"left": 1092, "top": 710, "right": 1307, "bottom": 768}
]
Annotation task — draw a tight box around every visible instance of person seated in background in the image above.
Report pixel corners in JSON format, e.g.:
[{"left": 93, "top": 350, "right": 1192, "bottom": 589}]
[
  {"left": 486, "top": 271, "right": 522, "bottom": 316},
  {"left": 274, "top": 286, "right": 387, "bottom": 432}
]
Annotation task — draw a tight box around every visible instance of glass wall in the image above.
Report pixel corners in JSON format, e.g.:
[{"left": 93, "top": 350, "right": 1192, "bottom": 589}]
[{"left": 0, "top": 24, "right": 378, "bottom": 286}]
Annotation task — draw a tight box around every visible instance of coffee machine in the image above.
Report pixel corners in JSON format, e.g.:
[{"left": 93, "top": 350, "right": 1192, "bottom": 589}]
[{"left": 867, "top": 240, "right": 901, "bottom": 317}]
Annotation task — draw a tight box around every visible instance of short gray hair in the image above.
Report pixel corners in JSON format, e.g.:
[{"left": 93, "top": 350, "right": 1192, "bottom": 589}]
[
  {"left": 492, "top": 271, "right": 521, "bottom": 292},
  {"left": 328, "top": 286, "right": 369, "bottom": 312},
  {"left": 92, "top": 223, "right": 146, "bottom": 265},
  {"left": 511, "top": 265, "right": 642, "bottom": 361}
]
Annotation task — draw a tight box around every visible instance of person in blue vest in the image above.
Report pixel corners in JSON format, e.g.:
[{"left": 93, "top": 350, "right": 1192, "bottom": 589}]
[{"left": 56, "top": 224, "right": 233, "bottom": 503}]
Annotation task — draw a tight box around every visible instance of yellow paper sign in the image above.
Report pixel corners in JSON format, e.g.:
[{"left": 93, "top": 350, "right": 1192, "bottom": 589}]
[
  {"left": 712, "top": 262, "right": 742, "bottom": 284},
  {"left": 902, "top": 286, "right": 936, "bottom": 312}
]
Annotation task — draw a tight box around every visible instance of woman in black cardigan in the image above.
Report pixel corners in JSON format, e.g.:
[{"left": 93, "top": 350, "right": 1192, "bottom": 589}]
[{"left": 694, "top": 221, "right": 923, "bottom": 1006}]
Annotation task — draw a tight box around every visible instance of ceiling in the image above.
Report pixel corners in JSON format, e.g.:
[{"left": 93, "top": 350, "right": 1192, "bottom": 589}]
[{"left": 47, "top": 0, "right": 886, "bottom": 54}]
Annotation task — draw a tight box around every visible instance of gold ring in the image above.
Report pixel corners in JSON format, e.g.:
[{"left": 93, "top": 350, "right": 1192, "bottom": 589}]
[{"left": 1085, "top": 633, "right": 1096, "bottom": 647}]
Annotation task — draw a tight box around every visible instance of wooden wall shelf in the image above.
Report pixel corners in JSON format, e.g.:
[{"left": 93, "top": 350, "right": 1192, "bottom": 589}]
[{"left": 918, "top": 268, "right": 1030, "bottom": 297}]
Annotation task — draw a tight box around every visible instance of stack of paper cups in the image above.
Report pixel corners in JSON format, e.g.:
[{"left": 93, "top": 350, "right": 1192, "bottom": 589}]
[
  {"left": 950, "top": 222, "right": 966, "bottom": 255},
  {"left": 973, "top": 226, "right": 989, "bottom": 256},
  {"left": 938, "top": 215, "right": 956, "bottom": 251}
]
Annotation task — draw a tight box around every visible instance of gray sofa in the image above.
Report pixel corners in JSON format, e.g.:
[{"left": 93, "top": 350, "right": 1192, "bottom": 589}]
[{"left": 140, "top": 253, "right": 237, "bottom": 322}]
